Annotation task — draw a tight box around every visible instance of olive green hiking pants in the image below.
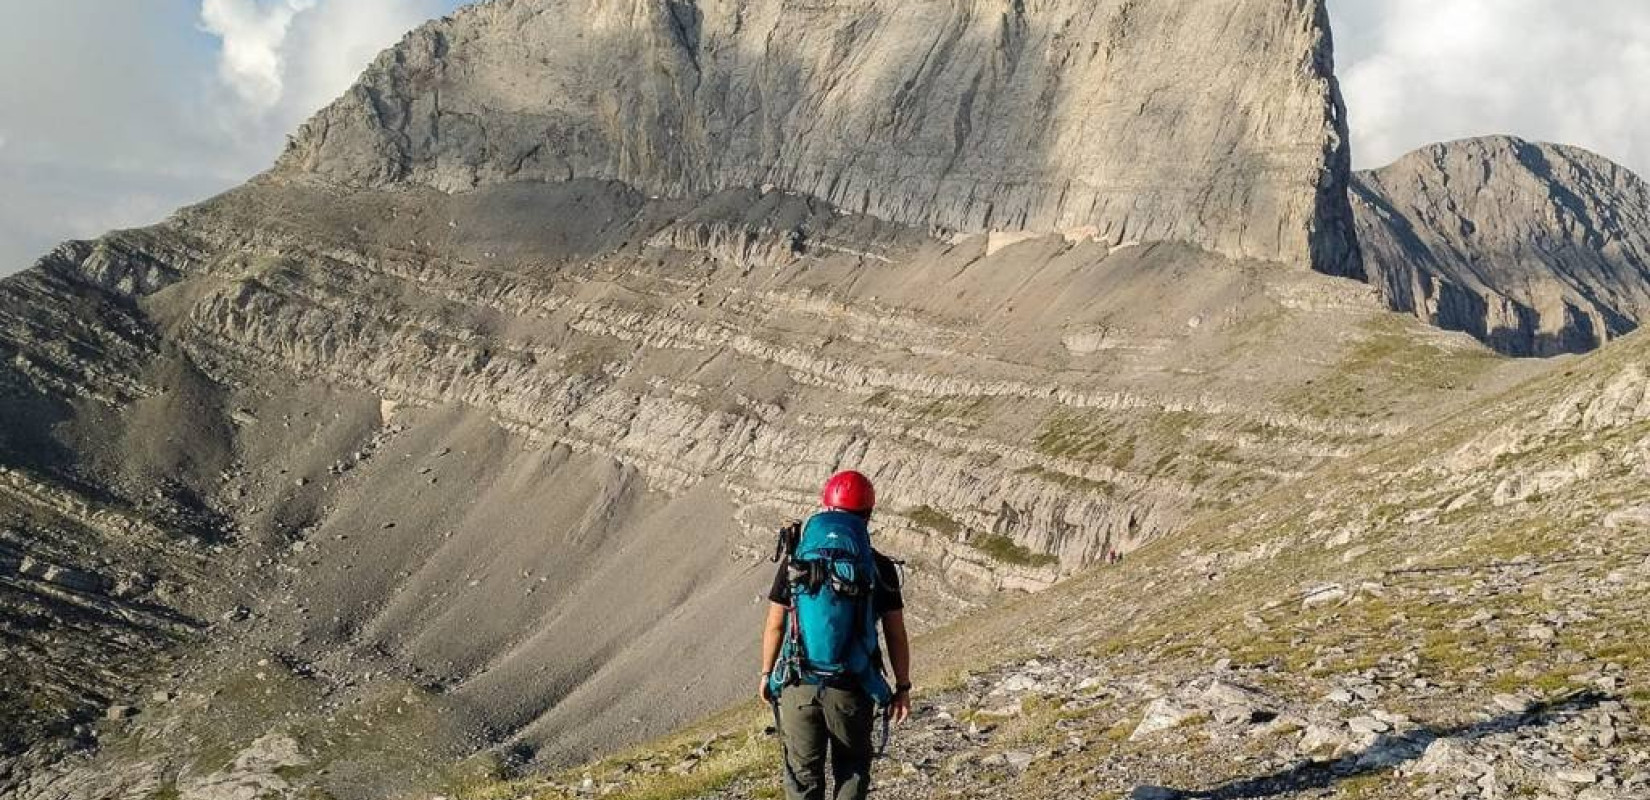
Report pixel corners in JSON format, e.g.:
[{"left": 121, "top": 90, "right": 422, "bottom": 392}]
[{"left": 776, "top": 683, "right": 875, "bottom": 800}]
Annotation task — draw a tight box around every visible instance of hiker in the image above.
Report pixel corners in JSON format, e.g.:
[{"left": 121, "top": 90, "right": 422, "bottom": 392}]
[{"left": 760, "top": 470, "right": 912, "bottom": 800}]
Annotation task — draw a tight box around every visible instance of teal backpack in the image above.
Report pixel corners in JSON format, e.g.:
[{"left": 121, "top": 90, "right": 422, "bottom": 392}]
[{"left": 768, "top": 511, "right": 893, "bottom": 706}]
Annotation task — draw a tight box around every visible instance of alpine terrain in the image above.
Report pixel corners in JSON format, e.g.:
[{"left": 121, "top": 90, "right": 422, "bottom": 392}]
[{"left": 0, "top": 1, "right": 1646, "bottom": 799}]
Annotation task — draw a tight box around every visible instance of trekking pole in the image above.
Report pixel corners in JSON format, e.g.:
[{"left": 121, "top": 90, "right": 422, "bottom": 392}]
[
  {"left": 875, "top": 705, "right": 891, "bottom": 758},
  {"left": 770, "top": 522, "right": 801, "bottom": 563}
]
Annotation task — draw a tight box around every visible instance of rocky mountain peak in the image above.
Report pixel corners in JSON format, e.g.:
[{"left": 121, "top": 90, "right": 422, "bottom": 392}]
[
  {"left": 1353, "top": 135, "right": 1650, "bottom": 355},
  {"left": 275, "top": 0, "right": 1363, "bottom": 277}
]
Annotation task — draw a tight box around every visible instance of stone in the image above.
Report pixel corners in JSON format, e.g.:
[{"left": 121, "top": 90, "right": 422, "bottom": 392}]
[
  {"left": 5, "top": 0, "right": 1649, "bottom": 793},
  {"left": 105, "top": 705, "right": 137, "bottom": 721},
  {"left": 1303, "top": 584, "right": 1349, "bottom": 609},
  {"left": 1348, "top": 716, "right": 1390, "bottom": 735},
  {"left": 1131, "top": 698, "right": 1201, "bottom": 741},
  {"left": 1356, "top": 737, "right": 1425, "bottom": 770},
  {"left": 1605, "top": 506, "right": 1650, "bottom": 529},
  {"left": 1298, "top": 724, "right": 1353, "bottom": 760},
  {"left": 40, "top": 564, "right": 108, "bottom": 593},
  {"left": 1001, "top": 751, "right": 1037, "bottom": 773},
  {"left": 1493, "top": 694, "right": 1533, "bottom": 714}
]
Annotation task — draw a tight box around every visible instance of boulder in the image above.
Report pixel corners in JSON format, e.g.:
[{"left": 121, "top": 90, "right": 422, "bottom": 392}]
[{"left": 1131, "top": 698, "right": 1201, "bottom": 740}]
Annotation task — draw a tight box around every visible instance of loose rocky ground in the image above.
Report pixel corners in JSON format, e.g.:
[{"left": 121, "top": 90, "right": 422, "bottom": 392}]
[{"left": 469, "top": 552, "right": 1650, "bottom": 800}]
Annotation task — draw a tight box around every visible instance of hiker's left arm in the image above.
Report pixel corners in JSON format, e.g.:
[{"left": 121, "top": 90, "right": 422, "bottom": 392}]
[
  {"left": 759, "top": 602, "right": 786, "bottom": 702},
  {"left": 883, "top": 609, "right": 912, "bottom": 724}
]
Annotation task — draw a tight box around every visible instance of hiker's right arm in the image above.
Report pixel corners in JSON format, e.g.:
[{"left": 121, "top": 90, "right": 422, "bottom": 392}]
[
  {"left": 759, "top": 602, "right": 786, "bottom": 702},
  {"left": 883, "top": 609, "right": 912, "bottom": 724}
]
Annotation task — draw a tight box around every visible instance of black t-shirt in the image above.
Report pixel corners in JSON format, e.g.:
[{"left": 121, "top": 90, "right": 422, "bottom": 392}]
[{"left": 768, "top": 550, "right": 904, "bottom": 618}]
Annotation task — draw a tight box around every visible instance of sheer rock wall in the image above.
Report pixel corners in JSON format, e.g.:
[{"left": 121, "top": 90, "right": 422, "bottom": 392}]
[{"left": 278, "top": 0, "right": 1363, "bottom": 276}]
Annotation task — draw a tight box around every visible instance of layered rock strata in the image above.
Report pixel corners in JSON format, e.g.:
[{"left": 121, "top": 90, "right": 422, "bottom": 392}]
[{"left": 0, "top": 175, "right": 1516, "bottom": 787}]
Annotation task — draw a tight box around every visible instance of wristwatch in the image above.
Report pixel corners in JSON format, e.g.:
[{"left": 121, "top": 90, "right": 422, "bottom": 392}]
[{"left": 895, "top": 682, "right": 913, "bottom": 693}]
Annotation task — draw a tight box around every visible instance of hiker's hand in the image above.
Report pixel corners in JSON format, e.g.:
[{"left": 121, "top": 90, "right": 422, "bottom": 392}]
[
  {"left": 760, "top": 678, "right": 775, "bottom": 704},
  {"left": 890, "top": 689, "right": 912, "bottom": 725}
]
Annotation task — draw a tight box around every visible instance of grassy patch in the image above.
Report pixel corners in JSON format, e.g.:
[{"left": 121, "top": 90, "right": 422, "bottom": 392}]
[
  {"left": 907, "top": 505, "right": 963, "bottom": 537},
  {"left": 148, "top": 783, "right": 182, "bottom": 800},
  {"left": 1015, "top": 466, "right": 1117, "bottom": 495},
  {"left": 1337, "top": 773, "right": 1390, "bottom": 798},
  {"left": 970, "top": 533, "right": 1059, "bottom": 569},
  {"left": 1282, "top": 316, "right": 1501, "bottom": 417},
  {"left": 1032, "top": 411, "right": 1166, "bottom": 469},
  {"left": 463, "top": 709, "right": 780, "bottom": 800}
]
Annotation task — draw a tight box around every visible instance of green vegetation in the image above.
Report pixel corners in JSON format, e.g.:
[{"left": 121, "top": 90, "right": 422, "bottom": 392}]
[
  {"left": 1338, "top": 773, "right": 1390, "bottom": 799},
  {"left": 970, "top": 533, "right": 1059, "bottom": 568},
  {"left": 1015, "top": 465, "right": 1117, "bottom": 495},
  {"left": 1034, "top": 412, "right": 1149, "bottom": 468},
  {"left": 147, "top": 783, "right": 182, "bottom": 800},
  {"left": 906, "top": 505, "right": 963, "bottom": 537},
  {"left": 1283, "top": 315, "right": 1501, "bottom": 417},
  {"left": 461, "top": 716, "right": 777, "bottom": 800}
]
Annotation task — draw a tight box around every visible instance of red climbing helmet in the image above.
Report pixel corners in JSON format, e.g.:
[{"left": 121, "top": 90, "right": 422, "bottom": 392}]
[{"left": 821, "top": 470, "right": 876, "bottom": 513}]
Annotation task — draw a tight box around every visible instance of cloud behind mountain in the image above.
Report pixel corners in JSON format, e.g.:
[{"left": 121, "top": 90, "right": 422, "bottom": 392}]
[
  {"left": 0, "top": 0, "right": 457, "bottom": 272},
  {"left": 1329, "top": 0, "right": 1650, "bottom": 172}
]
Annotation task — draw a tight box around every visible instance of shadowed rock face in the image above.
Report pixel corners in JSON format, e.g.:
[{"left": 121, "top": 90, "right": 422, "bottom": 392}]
[
  {"left": 1353, "top": 136, "right": 1650, "bottom": 356},
  {"left": 278, "top": 0, "right": 1363, "bottom": 277}
]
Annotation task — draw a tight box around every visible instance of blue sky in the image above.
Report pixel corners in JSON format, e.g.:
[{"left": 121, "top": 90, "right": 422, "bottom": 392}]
[{"left": 1, "top": 0, "right": 1647, "bottom": 273}]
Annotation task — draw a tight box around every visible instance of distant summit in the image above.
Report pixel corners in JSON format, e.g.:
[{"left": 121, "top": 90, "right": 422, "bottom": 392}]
[{"left": 1353, "top": 135, "right": 1650, "bottom": 356}]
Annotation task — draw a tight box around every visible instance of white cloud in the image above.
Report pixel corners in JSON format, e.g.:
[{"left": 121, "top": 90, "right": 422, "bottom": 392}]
[
  {"left": 0, "top": 0, "right": 462, "bottom": 273},
  {"left": 200, "top": 0, "right": 318, "bottom": 113},
  {"left": 287, "top": 1, "right": 447, "bottom": 113},
  {"left": 199, "top": 0, "right": 446, "bottom": 120},
  {"left": 1329, "top": 0, "right": 1650, "bottom": 174}
]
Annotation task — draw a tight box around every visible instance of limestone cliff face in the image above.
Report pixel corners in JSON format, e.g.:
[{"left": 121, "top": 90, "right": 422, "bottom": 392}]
[
  {"left": 278, "top": 0, "right": 1363, "bottom": 276},
  {"left": 1352, "top": 136, "right": 1650, "bottom": 356}
]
